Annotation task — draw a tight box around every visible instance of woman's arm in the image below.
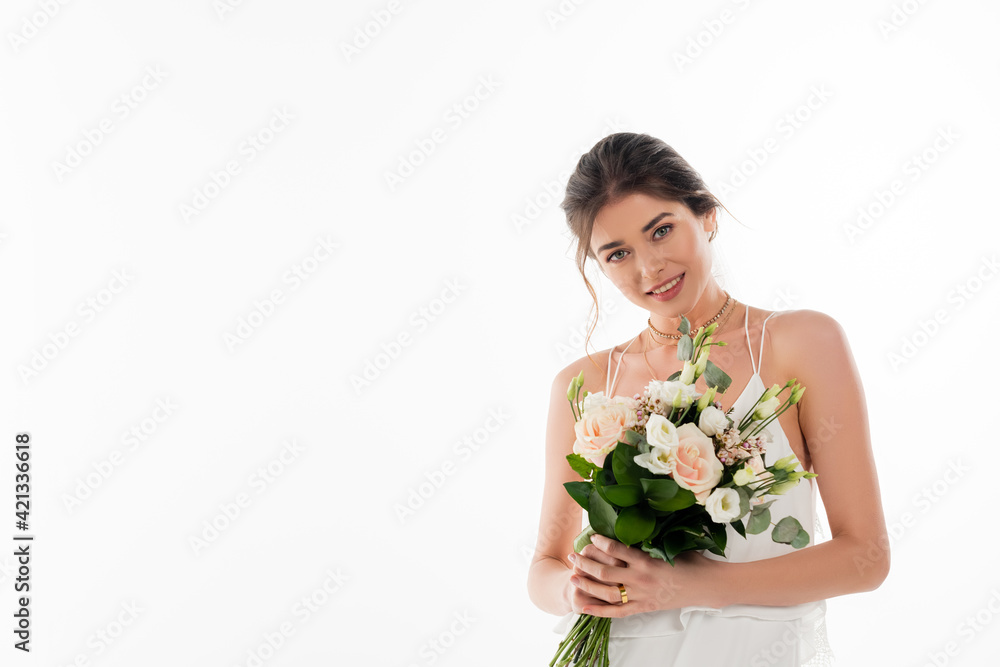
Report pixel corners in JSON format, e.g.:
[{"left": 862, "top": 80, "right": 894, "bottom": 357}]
[
  {"left": 707, "top": 309, "right": 890, "bottom": 606},
  {"left": 527, "top": 361, "right": 604, "bottom": 616},
  {"left": 573, "top": 310, "right": 891, "bottom": 616}
]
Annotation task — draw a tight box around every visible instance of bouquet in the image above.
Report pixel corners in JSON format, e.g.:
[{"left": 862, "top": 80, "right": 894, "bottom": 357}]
[{"left": 549, "top": 316, "right": 817, "bottom": 667}]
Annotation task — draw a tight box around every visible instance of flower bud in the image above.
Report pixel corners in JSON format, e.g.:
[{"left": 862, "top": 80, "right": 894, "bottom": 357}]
[
  {"left": 733, "top": 465, "right": 756, "bottom": 486},
  {"left": 680, "top": 361, "right": 696, "bottom": 385},
  {"left": 772, "top": 454, "right": 797, "bottom": 471},
  {"left": 697, "top": 386, "right": 717, "bottom": 411}
]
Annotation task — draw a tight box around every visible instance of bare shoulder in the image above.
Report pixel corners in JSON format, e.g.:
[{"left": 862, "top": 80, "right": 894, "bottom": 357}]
[
  {"left": 551, "top": 347, "right": 614, "bottom": 399},
  {"left": 764, "top": 308, "right": 856, "bottom": 383}
]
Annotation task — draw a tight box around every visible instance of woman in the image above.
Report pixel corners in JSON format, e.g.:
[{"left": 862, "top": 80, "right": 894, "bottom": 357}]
[{"left": 526, "top": 133, "right": 889, "bottom": 665}]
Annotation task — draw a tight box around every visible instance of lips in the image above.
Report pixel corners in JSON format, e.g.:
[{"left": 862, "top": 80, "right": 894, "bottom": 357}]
[{"left": 647, "top": 272, "right": 684, "bottom": 294}]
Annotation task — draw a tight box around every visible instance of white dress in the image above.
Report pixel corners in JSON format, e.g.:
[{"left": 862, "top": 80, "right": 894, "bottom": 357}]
[{"left": 552, "top": 309, "right": 835, "bottom": 666}]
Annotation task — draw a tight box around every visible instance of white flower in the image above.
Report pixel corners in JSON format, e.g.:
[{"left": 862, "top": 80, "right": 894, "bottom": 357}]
[
  {"left": 646, "top": 379, "right": 699, "bottom": 408},
  {"left": 645, "top": 414, "right": 679, "bottom": 449},
  {"left": 752, "top": 395, "right": 781, "bottom": 420},
  {"left": 697, "top": 405, "right": 729, "bottom": 437},
  {"left": 634, "top": 444, "right": 676, "bottom": 476},
  {"left": 705, "top": 487, "right": 742, "bottom": 523}
]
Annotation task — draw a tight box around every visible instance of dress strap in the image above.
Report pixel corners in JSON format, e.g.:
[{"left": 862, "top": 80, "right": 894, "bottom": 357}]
[
  {"left": 751, "top": 311, "right": 779, "bottom": 376},
  {"left": 606, "top": 334, "right": 639, "bottom": 396}
]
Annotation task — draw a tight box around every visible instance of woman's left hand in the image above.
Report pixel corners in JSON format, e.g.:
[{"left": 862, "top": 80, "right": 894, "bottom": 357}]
[{"left": 567, "top": 533, "right": 719, "bottom": 617}]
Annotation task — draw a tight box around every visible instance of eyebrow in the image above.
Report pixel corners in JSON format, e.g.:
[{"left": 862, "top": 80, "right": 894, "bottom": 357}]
[{"left": 596, "top": 212, "right": 675, "bottom": 254}]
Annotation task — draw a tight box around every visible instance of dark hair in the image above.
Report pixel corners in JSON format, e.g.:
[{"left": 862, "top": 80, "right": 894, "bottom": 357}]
[{"left": 560, "top": 132, "right": 737, "bottom": 375}]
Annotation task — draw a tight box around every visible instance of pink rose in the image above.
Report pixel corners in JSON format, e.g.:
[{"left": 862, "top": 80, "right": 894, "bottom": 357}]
[
  {"left": 573, "top": 403, "right": 634, "bottom": 468},
  {"left": 672, "top": 423, "right": 724, "bottom": 504}
]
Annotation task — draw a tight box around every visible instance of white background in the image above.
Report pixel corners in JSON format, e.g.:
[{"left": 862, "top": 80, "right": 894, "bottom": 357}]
[{"left": 1, "top": 0, "right": 998, "bottom": 665}]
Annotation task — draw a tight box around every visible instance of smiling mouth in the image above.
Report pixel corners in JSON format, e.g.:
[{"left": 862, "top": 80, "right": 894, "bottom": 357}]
[{"left": 647, "top": 273, "right": 684, "bottom": 294}]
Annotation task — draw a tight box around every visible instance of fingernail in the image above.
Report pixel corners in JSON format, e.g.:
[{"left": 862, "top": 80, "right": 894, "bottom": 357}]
[{"left": 568, "top": 553, "right": 577, "bottom": 563}]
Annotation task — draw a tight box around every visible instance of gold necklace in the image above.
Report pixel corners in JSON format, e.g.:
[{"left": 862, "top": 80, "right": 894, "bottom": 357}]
[
  {"left": 647, "top": 291, "right": 734, "bottom": 340},
  {"left": 643, "top": 298, "right": 741, "bottom": 381}
]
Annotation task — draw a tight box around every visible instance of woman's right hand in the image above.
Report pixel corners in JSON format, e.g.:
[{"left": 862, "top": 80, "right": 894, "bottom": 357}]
[{"left": 564, "top": 542, "right": 629, "bottom": 615}]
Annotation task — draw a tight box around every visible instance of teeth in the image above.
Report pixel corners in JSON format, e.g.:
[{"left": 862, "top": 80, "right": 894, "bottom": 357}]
[{"left": 650, "top": 275, "right": 682, "bottom": 294}]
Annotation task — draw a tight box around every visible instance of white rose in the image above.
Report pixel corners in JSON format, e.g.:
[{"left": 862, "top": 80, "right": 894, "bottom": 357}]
[
  {"left": 647, "top": 379, "right": 698, "bottom": 408},
  {"left": 697, "top": 405, "right": 729, "bottom": 437},
  {"left": 645, "top": 414, "right": 679, "bottom": 450},
  {"left": 752, "top": 395, "right": 781, "bottom": 420},
  {"left": 705, "top": 487, "right": 742, "bottom": 523},
  {"left": 633, "top": 445, "right": 676, "bottom": 476}
]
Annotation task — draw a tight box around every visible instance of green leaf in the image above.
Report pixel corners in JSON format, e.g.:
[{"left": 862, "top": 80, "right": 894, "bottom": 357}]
[
  {"left": 679, "top": 316, "right": 691, "bottom": 336},
  {"left": 622, "top": 430, "right": 645, "bottom": 448},
  {"left": 612, "top": 443, "right": 643, "bottom": 486},
  {"left": 563, "top": 481, "right": 592, "bottom": 512},
  {"left": 678, "top": 335, "right": 693, "bottom": 361},
  {"left": 614, "top": 505, "right": 656, "bottom": 545},
  {"left": 702, "top": 360, "right": 733, "bottom": 394},
  {"left": 641, "top": 543, "right": 669, "bottom": 562},
  {"left": 746, "top": 506, "right": 771, "bottom": 535},
  {"left": 566, "top": 453, "right": 599, "bottom": 479},
  {"left": 641, "top": 478, "right": 697, "bottom": 511},
  {"left": 662, "top": 530, "right": 696, "bottom": 561},
  {"left": 772, "top": 516, "right": 803, "bottom": 544},
  {"left": 573, "top": 525, "right": 596, "bottom": 553},
  {"left": 791, "top": 528, "right": 811, "bottom": 549},
  {"left": 587, "top": 489, "right": 618, "bottom": 539},
  {"left": 602, "top": 483, "right": 643, "bottom": 507},
  {"left": 708, "top": 521, "right": 728, "bottom": 552},
  {"left": 735, "top": 486, "right": 752, "bottom": 518},
  {"left": 730, "top": 518, "right": 747, "bottom": 539}
]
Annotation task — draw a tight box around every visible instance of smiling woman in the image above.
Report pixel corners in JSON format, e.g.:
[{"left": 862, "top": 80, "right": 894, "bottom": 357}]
[{"left": 526, "top": 133, "right": 890, "bottom": 666}]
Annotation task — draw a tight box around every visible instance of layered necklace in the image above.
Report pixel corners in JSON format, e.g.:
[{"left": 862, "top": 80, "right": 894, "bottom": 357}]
[{"left": 642, "top": 292, "right": 739, "bottom": 381}]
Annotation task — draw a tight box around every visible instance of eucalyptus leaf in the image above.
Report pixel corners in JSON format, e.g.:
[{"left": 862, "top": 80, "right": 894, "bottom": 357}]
[
  {"left": 703, "top": 360, "right": 733, "bottom": 394},
  {"left": 678, "top": 335, "right": 694, "bottom": 361},
  {"left": 746, "top": 507, "right": 770, "bottom": 535},
  {"left": 791, "top": 528, "right": 810, "bottom": 549},
  {"left": 641, "top": 543, "right": 669, "bottom": 562},
  {"left": 772, "top": 516, "right": 803, "bottom": 544}
]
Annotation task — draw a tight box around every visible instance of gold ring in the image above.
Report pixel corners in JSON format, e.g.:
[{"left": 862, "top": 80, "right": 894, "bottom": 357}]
[{"left": 617, "top": 583, "right": 628, "bottom": 604}]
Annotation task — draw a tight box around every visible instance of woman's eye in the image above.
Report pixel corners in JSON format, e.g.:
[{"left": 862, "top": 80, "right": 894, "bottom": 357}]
[
  {"left": 608, "top": 249, "right": 626, "bottom": 262},
  {"left": 654, "top": 224, "right": 672, "bottom": 238}
]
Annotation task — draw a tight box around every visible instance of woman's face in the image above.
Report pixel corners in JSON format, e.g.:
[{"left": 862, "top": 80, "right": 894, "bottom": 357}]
[{"left": 589, "top": 192, "right": 716, "bottom": 316}]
